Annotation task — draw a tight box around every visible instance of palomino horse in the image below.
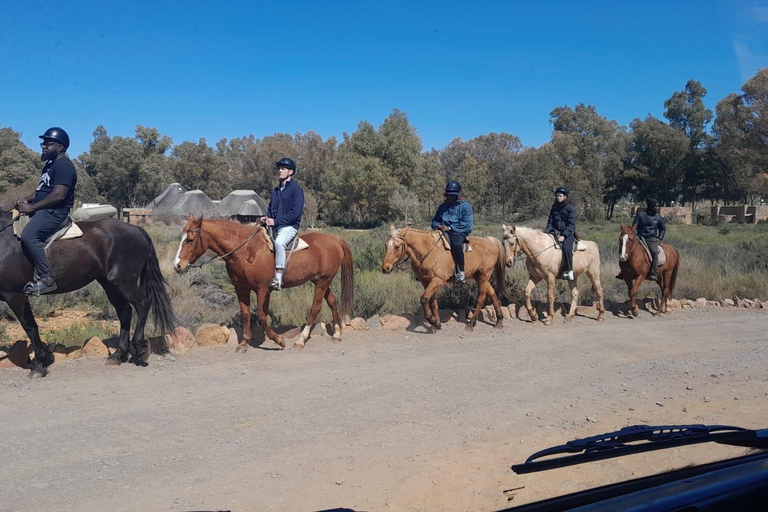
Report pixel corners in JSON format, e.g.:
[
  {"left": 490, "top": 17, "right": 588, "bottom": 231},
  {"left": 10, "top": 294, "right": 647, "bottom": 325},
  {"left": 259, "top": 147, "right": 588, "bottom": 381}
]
[
  {"left": 0, "top": 211, "right": 177, "bottom": 378},
  {"left": 502, "top": 225, "right": 605, "bottom": 324},
  {"left": 618, "top": 223, "right": 680, "bottom": 316},
  {"left": 173, "top": 215, "right": 354, "bottom": 350},
  {"left": 381, "top": 226, "right": 511, "bottom": 332}
]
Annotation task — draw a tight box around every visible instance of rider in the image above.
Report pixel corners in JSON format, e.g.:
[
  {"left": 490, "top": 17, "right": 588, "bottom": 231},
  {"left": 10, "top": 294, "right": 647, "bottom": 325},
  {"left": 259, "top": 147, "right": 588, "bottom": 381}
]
[
  {"left": 261, "top": 157, "right": 304, "bottom": 291},
  {"left": 431, "top": 180, "right": 473, "bottom": 283},
  {"left": 632, "top": 198, "right": 667, "bottom": 281},
  {"left": 15, "top": 127, "right": 77, "bottom": 295},
  {"left": 545, "top": 186, "right": 576, "bottom": 281}
]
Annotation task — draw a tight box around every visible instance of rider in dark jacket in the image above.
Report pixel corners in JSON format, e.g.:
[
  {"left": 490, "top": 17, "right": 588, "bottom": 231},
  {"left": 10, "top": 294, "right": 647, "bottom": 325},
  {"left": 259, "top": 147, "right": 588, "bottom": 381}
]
[
  {"left": 633, "top": 198, "right": 666, "bottom": 280},
  {"left": 432, "top": 180, "right": 473, "bottom": 283},
  {"left": 545, "top": 186, "right": 576, "bottom": 280}
]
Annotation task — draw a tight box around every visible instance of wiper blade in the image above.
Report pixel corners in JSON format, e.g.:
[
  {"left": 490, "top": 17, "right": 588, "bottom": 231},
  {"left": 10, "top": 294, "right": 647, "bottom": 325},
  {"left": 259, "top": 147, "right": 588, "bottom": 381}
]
[{"left": 512, "top": 423, "right": 768, "bottom": 474}]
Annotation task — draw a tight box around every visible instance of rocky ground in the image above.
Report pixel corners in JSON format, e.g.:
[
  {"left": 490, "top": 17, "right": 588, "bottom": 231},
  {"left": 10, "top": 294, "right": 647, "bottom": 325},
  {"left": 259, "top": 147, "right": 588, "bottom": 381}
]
[{"left": 1, "top": 306, "right": 766, "bottom": 512}]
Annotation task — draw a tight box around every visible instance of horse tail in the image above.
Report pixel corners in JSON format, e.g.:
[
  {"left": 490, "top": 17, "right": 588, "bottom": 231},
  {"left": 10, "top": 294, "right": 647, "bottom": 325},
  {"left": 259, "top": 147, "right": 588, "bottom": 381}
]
[
  {"left": 668, "top": 247, "right": 680, "bottom": 298},
  {"left": 491, "top": 238, "right": 513, "bottom": 301},
  {"left": 138, "top": 228, "right": 178, "bottom": 335},
  {"left": 338, "top": 236, "right": 355, "bottom": 320}
]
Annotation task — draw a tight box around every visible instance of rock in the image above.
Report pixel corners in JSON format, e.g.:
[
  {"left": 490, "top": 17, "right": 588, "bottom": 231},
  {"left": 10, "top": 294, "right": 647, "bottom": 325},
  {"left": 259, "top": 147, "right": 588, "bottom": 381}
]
[
  {"left": 381, "top": 314, "right": 411, "bottom": 330},
  {"left": 438, "top": 309, "right": 456, "bottom": 323},
  {"left": 669, "top": 299, "right": 682, "bottom": 310},
  {"left": 227, "top": 327, "right": 239, "bottom": 346},
  {"left": 753, "top": 299, "right": 764, "bottom": 309},
  {"left": 349, "top": 317, "right": 368, "bottom": 331},
  {"left": 82, "top": 337, "right": 109, "bottom": 358},
  {"left": 575, "top": 305, "right": 596, "bottom": 318},
  {"left": 366, "top": 315, "right": 383, "bottom": 331},
  {"left": 721, "top": 298, "right": 735, "bottom": 307},
  {"left": 694, "top": 297, "right": 707, "bottom": 308},
  {"left": 66, "top": 347, "right": 83, "bottom": 360},
  {"left": 146, "top": 336, "right": 170, "bottom": 354},
  {"left": 741, "top": 299, "right": 755, "bottom": 308},
  {"left": 166, "top": 326, "right": 196, "bottom": 354},
  {"left": 195, "top": 324, "right": 230, "bottom": 347},
  {"left": 516, "top": 304, "right": 531, "bottom": 322},
  {"left": 479, "top": 306, "right": 497, "bottom": 324},
  {"left": 0, "top": 341, "right": 29, "bottom": 368},
  {"left": 706, "top": 300, "right": 720, "bottom": 308},
  {"left": 53, "top": 351, "right": 69, "bottom": 364}
]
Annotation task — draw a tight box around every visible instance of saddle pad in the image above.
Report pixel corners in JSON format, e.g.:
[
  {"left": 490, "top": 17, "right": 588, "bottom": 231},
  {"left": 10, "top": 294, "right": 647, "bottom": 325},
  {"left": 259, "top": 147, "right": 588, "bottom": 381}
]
[
  {"left": 435, "top": 231, "right": 473, "bottom": 252},
  {"left": 638, "top": 237, "right": 667, "bottom": 266},
  {"left": 548, "top": 233, "right": 587, "bottom": 251},
  {"left": 263, "top": 227, "right": 309, "bottom": 253},
  {"left": 12, "top": 210, "right": 83, "bottom": 247}
]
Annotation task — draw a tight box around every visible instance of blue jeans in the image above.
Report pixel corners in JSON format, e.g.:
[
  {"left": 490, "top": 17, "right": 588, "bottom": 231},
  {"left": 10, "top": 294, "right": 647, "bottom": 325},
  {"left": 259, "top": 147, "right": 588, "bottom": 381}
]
[
  {"left": 274, "top": 226, "right": 298, "bottom": 268},
  {"left": 20, "top": 208, "right": 69, "bottom": 279}
]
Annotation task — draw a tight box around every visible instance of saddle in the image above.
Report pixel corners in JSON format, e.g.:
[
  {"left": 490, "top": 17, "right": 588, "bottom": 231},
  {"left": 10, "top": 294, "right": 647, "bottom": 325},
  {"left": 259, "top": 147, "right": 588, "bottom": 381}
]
[
  {"left": 11, "top": 209, "right": 83, "bottom": 249},
  {"left": 434, "top": 231, "right": 472, "bottom": 252},
  {"left": 264, "top": 226, "right": 309, "bottom": 253},
  {"left": 638, "top": 237, "right": 667, "bottom": 266},
  {"left": 547, "top": 233, "right": 587, "bottom": 251}
]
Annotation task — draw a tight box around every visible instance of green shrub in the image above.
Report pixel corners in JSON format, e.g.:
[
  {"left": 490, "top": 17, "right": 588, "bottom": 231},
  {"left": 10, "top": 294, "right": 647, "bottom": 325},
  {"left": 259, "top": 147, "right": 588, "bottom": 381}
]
[{"left": 42, "top": 321, "right": 118, "bottom": 348}]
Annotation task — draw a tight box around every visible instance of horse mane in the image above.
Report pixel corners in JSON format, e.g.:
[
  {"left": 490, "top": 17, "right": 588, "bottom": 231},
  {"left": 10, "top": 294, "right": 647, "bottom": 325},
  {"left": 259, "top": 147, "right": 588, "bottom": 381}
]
[{"left": 202, "top": 218, "right": 264, "bottom": 237}]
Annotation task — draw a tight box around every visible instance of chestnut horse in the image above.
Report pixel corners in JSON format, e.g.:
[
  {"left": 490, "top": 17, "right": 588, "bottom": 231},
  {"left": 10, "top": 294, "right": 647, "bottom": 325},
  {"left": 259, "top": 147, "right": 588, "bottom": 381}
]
[
  {"left": 502, "top": 225, "right": 605, "bottom": 324},
  {"left": 618, "top": 223, "right": 680, "bottom": 316},
  {"left": 173, "top": 215, "right": 354, "bottom": 350},
  {"left": 381, "top": 226, "right": 511, "bottom": 332}
]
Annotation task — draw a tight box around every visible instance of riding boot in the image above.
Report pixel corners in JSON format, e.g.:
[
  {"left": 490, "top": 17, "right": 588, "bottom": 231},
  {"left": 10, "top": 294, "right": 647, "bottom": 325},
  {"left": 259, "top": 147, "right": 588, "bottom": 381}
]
[
  {"left": 24, "top": 276, "right": 57, "bottom": 296},
  {"left": 270, "top": 270, "right": 283, "bottom": 291}
]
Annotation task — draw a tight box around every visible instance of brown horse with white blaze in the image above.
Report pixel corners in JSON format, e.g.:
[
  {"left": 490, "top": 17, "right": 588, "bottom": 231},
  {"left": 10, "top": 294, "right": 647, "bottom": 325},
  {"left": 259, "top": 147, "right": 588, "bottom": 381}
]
[
  {"left": 618, "top": 223, "right": 680, "bottom": 316},
  {"left": 381, "top": 225, "right": 511, "bottom": 332},
  {"left": 502, "top": 225, "right": 605, "bottom": 324},
  {"left": 173, "top": 215, "right": 354, "bottom": 350}
]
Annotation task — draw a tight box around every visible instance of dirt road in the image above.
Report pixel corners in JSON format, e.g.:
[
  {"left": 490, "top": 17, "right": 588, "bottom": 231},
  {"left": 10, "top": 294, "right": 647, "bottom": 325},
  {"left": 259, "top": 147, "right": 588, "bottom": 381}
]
[{"left": 1, "top": 308, "right": 766, "bottom": 512}]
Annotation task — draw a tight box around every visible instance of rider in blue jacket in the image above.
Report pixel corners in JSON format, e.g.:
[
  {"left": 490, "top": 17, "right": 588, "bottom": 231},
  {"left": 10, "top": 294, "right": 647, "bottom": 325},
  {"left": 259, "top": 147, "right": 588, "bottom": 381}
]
[
  {"left": 545, "top": 186, "right": 577, "bottom": 280},
  {"left": 633, "top": 198, "right": 666, "bottom": 280},
  {"left": 431, "top": 180, "right": 473, "bottom": 283}
]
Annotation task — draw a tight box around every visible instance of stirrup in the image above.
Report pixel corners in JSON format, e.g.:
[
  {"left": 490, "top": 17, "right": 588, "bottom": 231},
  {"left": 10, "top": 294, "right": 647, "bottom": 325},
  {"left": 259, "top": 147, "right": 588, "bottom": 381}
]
[
  {"left": 24, "top": 278, "right": 58, "bottom": 296},
  {"left": 454, "top": 271, "right": 466, "bottom": 283},
  {"left": 269, "top": 278, "right": 283, "bottom": 291}
]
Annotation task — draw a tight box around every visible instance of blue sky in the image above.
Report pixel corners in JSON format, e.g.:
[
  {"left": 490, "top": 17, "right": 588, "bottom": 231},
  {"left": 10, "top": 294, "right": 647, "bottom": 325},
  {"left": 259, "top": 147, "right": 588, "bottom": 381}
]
[{"left": 1, "top": 0, "right": 766, "bottom": 159}]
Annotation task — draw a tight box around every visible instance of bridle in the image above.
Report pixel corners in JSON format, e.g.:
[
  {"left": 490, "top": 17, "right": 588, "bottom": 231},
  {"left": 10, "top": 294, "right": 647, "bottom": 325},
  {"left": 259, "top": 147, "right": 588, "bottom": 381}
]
[
  {"left": 621, "top": 231, "right": 639, "bottom": 261},
  {"left": 503, "top": 232, "right": 557, "bottom": 267},
  {"left": 187, "top": 225, "right": 262, "bottom": 268},
  {"left": 388, "top": 228, "right": 442, "bottom": 272}
]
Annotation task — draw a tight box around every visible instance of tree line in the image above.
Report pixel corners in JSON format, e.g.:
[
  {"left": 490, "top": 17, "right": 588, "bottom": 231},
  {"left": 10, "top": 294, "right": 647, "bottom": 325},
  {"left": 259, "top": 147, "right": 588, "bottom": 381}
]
[{"left": 1, "top": 68, "right": 766, "bottom": 226}]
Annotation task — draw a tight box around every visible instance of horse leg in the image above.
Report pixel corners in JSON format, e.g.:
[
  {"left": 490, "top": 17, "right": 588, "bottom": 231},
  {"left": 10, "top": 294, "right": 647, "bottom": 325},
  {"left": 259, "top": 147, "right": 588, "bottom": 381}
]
[
  {"left": 543, "top": 275, "right": 556, "bottom": 326},
  {"left": 295, "top": 282, "right": 329, "bottom": 350},
  {"left": 658, "top": 274, "right": 669, "bottom": 314},
  {"left": 485, "top": 281, "right": 504, "bottom": 329},
  {"left": 256, "top": 287, "right": 285, "bottom": 348},
  {"left": 590, "top": 271, "right": 606, "bottom": 322},
  {"left": 467, "top": 279, "right": 490, "bottom": 332},
  {"left": 98, "top": 280, "right": 133, "bottom": 365},
  {"left": 235, "top": 286, "right": 253, "bottom": 353},
  {"left": 105, "top": 278, "right": 151, "bottom": 365},
  {"left": 420, "top": 279, "right": 444, "bottom": 333},
  {"left": 524, "top": 277, "right": 540, "bottom": 322},
  {"left": 565, "top": 279, "right": 579, "bottom": 323},
  {"left": 628, "top": 276, "right": 644, "bottom": 317},
  {"left": 430, "top": 296, "right": 440, "bottom": 328},
  {"left": 324, "top": 287, "right": 343, "bottom": 342},
  {"left": 1, "top": 293, "right": 51, "bottom": 378}
]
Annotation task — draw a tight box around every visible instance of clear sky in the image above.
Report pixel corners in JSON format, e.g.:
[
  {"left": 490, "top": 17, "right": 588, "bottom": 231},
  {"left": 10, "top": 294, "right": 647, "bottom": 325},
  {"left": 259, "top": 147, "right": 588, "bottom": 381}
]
[{"left": 1, "top": 0, "right": 766, "bottom": 159}]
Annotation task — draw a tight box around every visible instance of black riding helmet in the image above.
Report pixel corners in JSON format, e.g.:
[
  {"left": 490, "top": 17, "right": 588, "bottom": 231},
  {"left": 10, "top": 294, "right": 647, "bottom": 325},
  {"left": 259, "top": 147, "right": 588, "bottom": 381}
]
[
  {"left": 444, "top": 180, "right": 461, "bottom": 196},
  {"left": 275, "top": 157, "right": 296, "bottom": 173},
  {"left": 39, "top": 127, "right": 70, "bottom": 149},
  {"left": 555, "top": 186, "right": 569, "bottom": 196}
]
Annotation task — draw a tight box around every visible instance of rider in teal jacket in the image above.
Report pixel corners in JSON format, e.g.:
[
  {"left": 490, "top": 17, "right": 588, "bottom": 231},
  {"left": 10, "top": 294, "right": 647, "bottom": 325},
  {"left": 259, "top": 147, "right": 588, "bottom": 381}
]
[{"left": 431, "top": 181, "right": 473, "bottom": 282}]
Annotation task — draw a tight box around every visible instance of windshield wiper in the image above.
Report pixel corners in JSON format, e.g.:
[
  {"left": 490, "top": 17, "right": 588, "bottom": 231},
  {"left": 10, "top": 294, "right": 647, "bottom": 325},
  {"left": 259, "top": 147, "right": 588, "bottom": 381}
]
[{"left": 512, "top": 423, "right": 768, "bottom": 474}]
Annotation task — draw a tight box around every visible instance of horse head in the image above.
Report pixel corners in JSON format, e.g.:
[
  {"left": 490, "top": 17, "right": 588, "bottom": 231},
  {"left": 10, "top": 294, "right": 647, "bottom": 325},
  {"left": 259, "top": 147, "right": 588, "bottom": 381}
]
[
  {"left": 501, "top": 224, "right": 521, "bottom": 267},
  {"left": 381, "top": 224, "right": 407, "bottom": 274},
  {"left": 174, "top": 213, "right": 207, "bottom": 273},
  {"left": 618, "top": 223, "right": 637, "bottom": 262}
]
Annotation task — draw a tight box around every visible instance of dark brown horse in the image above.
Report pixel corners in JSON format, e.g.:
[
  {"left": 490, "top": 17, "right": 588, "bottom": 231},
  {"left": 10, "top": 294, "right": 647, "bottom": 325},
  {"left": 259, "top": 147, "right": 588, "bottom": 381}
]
[
  {"left": 381, "top": 225, "right": 511, "bottom": 332},
  {"left": 618, "top": 223, "right": 680, "bottom": 316},
  {"left": 173, "top": 215, "right": 354, "bottom": 350},
  {"left": 0, "top": 210, "right": 177, "bottom": 378}
]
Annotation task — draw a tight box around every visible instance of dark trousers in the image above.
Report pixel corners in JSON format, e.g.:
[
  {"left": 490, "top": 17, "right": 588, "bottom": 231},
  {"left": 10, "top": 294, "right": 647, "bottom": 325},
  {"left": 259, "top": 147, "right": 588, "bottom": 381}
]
[
  {"left": 645, "top": 237, "right": 660, "bottom": 273},
  {"left": 448, "top": 233, "right": 467, "bottom": 272},
  {"left": 560, "top": 234, "right": 575, "bottom": 273},
  {"left": 20, "top": 208, "right": 69, "bottom": 280}
]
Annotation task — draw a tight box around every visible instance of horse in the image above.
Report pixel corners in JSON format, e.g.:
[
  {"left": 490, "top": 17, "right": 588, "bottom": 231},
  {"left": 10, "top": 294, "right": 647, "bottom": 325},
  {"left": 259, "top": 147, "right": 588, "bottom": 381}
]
[
  {"left": 501, "top": 225, "right": 605, "bottom": 324},
  {"left": 0, "top": 210, "right": 177, "bottom": 378},
  {"left": 173, "top": 215, "right": 354, "bottom": 350},
  {"left": 618, "top": 223, "right": 680, "bottom": 316},
  {"left": 381, "top": 225, "right": 511, "bottom": 332}
]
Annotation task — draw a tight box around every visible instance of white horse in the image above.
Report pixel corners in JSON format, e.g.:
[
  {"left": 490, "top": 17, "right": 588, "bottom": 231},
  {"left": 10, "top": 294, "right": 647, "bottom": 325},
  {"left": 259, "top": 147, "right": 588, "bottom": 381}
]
[{"left": 502, "top": 225, "right": 605, "bottom": 324}]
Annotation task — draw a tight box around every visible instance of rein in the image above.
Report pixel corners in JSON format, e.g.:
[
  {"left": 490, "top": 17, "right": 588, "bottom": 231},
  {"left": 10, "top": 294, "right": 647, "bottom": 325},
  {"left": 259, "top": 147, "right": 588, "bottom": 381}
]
[
  {"left": 504, "top": 234, "right": 557, "bottom": 266},
  {"left": 189, "top": 225, "right": 262, "bottom": 268},
  {"left": 394, "top": 229, "right": 443, "bottom": 273}
]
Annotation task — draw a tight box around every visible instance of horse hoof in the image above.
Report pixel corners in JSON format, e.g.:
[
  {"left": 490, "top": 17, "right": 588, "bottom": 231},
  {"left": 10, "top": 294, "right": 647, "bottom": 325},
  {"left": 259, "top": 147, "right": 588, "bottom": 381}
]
[
  {"left": 28, "top": 363, "right": 48, "bottom": 379},
  {"left": 331, "top": 335, "right": 342, "bottom": 343},
  {"left": 105, "top": 356, "right": 122, "bottom": 366},
  {"left": 235, "top": 345, "right": 248, "bottom": 354},
  {"left": 494, "top": 321, "right": 504, "bottom": 330},
  {"left": 597, "top": 316, "right": 605, "bottom": 322},
  {"left": 631, "top": 309, "right": 639, "bottom": 317},
  {"left": 275, "top": 337, "right": 286, "bottom": 348},
  {"left": 464, "top": 324, "right": 474, "bottom": 333},
  {"left": 293, "top": 342, "right": 305, "bottom": 350},
  {"left": 542, "top": 319, "right": 552, "bottom": 326}
]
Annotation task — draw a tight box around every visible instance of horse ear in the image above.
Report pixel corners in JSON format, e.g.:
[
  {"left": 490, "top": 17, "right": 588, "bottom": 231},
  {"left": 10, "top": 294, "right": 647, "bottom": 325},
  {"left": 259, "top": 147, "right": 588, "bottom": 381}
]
[
  {"left": 510, "top": 225, "right": 516, "bottom": 235},
  {"left": 188, "top": 213, "right": 195, "bottom": 223},
  {"left": 502, "top": 223, "right": 507, "bottom": 231},
  {"left": 619, "top": 223, "right": 626, "bottom": 230},
  {"left": 390, "top": 224, "right": 396, "bottom": 235}
]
